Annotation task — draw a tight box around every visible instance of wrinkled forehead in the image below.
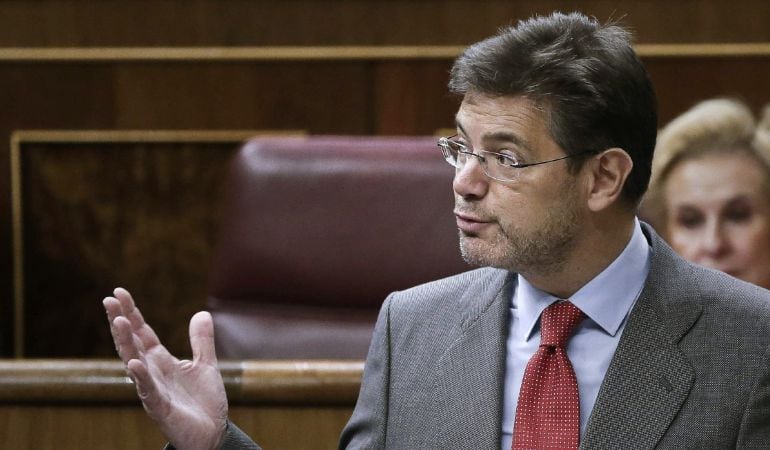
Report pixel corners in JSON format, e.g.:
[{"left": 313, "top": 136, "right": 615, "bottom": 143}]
[
  {"left": 454, "top": 92, "right": 556, "bottom": 146},
  {"left": 457, "top": 92, "right": 553, "bottom": 128},
  {"left": 459, "top": 91, "right": 551, "bottom": 114}
]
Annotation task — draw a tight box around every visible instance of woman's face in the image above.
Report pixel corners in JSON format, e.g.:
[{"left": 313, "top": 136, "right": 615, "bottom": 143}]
[{"left": 664, "top": 151, "right": 770, "bottom": 289}]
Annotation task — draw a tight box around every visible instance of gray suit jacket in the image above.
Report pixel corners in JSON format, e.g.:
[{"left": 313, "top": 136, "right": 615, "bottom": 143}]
[
  {"left": 223, "top": 225, "right": 770, "bottom": 449},
  {"left": 338, "top": 225, "right": 770, "bottom": 449}
]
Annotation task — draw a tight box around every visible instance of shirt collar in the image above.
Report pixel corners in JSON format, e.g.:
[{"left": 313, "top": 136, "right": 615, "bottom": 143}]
[{"left": 513, "top": 218, "right": 651, "bottom": 340}]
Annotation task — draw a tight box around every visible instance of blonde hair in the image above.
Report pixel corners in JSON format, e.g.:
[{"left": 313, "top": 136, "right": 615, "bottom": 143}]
[
  {"left": 754, "top": 104, "right": 770, "bottom": 168},
  {"left": 643, "top": 98, "right": 770, "bottom": 229}
]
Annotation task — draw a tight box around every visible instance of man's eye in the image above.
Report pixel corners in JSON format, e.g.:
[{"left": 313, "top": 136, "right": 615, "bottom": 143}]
[
  {"left": 453, "top": 140, "right": 469, "bottom": 151},
  {"left": 493, "top": 152, "right": 520, "bottom": 167}
]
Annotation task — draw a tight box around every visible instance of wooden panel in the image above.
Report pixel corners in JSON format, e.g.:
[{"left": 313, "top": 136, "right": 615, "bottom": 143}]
[
  {"left": 1, "top": 0, "right": 769, "bottom": 46},
  {"left": 373, "top": 60, "right": 457, "bottom": 135},
  {"left": 11, "top": 131, "right": 292, "bottom": 358},
  {"left": 0, "top": 405, "right": 353, "bottom": 450},
  {"left": 230, "top": 406, "right": 352, "bottom": 450},
  {"left": 0, "top": 58, "right": 370, "bottom": 356},
  {"left": 645, "top": 56, "right": 770, "bottom": 125},
  {"left": 0, "top": 359, "right": 361, "bottom": 449},
  {"left": 0, "top": 66, "right": 117, "bottom": 357},
  {"left": 111, "top": 62, "right": 370, "bottom": 131},
  {"left": 0, "top": 359, "right": 363, "bottom": 403},
  {"left": 0, "top": 406, "right": 167, "bottom": 449}
]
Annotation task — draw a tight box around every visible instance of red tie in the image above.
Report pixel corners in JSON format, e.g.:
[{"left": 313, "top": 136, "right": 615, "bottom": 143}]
[{"left": 512, "top": 301, "right": 585, "bottom": 450}]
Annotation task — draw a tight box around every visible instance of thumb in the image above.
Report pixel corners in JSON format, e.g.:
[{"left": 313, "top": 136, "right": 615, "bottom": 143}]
[{"left": 189, "top": 311, "right": 218, "bottom": 366}]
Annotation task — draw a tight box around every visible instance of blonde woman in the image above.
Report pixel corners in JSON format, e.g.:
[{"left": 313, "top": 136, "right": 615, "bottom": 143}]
[{"left": 646, "top": 98, "right": 770, "bottom": 289}]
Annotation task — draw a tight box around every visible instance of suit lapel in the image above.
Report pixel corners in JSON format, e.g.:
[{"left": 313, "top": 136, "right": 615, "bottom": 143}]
[
  {"left": 581, "top": 225, "right": 702, "bottom": 449},
  {"left": 424, "top": 271, "right": 513, "bottom": 449}
]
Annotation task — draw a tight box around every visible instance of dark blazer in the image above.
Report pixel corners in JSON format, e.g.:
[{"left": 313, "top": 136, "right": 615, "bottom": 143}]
[{"left": 223, "top": 224, "right": 770, "bottom": 449}]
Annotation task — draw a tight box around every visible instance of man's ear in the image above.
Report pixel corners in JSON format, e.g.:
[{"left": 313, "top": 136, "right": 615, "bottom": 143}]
[{"left": 586, "top": 148, "right": 633, "bottom": 212}]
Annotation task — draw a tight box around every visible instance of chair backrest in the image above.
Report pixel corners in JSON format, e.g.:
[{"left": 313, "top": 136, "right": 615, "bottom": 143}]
[{"left": 208, "top": 136, "right": 468, "bottom": 358}]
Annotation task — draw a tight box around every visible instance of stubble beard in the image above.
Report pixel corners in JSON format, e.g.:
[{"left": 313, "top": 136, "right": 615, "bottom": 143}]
[{"left": 458, "top": 181, "right": 581, "bottom": 277}]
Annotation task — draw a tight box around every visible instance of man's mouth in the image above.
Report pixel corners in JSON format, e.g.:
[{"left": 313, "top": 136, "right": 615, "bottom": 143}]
[{"left": 454, "top": 211, "right": 494, "bottom": 234}]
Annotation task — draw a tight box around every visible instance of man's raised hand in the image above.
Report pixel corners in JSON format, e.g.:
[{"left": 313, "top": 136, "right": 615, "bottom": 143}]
[{"left": 103, "top": 288, "right": 228, "bottom": 450}]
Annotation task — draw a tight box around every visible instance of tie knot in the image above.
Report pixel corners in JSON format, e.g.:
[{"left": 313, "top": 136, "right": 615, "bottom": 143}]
[{"left": 539, "top": 301, "right": 584, "bottom": 348}]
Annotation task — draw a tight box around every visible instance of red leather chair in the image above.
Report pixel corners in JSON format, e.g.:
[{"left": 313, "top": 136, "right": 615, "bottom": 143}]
[{"left": 207, "top": 136, "right": 468, "bottom": 359}]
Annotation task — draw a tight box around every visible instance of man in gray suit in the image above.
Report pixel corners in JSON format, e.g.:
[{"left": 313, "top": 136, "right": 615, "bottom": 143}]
[{"left": 104, "top": 11, "right": 770, "bottom": 449}]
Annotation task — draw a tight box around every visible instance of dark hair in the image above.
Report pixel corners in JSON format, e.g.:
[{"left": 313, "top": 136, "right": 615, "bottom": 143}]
[{"left": 449, "top": 12, "right": 658, "bottom": 205}]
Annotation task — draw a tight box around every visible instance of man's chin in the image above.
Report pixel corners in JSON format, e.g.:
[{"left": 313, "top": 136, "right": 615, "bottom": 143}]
[
  {"left": 459, "top": 230, "right": 479, "bottom": 239},
  {"left": 459, "top": 236, "right": 497, "bottom": 267}
]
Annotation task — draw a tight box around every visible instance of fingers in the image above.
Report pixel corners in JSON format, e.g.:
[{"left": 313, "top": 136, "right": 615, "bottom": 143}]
[
  {"left": 113, "top": 287, "right": 145, "bottom": 330},
  {"left": 104, "top": 296, "right": 129, "bottom": 362},
  {"left": 111, "top": 287, "right": 163, "bottom": 352},
  {"left": 104, "top": 296, "right": 143, "bottom": 363},
  {"left": 103, "top": 296, "right": 122, "bottom": 324},
  {"left": 127, "top": 358, "right": 170, "bottom": 421},
  {"left": 103, "top": 296, "right": 122, "bottom": 341},
  {"left": 111, "top": 316, "right": 144, "bottom": 363},
  {"left": 189, "top": 311, "right": 218, "bottom": 366}
]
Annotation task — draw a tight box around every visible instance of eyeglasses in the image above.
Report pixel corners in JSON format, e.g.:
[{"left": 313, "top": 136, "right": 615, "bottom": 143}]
[{"left": 437, "top": 135, "right": 596, "bottom": 182}]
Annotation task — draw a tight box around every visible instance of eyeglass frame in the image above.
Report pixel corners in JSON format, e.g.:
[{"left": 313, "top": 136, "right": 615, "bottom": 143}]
[{"left": 437, "top": 134, "right": 598, "bottom": 182}]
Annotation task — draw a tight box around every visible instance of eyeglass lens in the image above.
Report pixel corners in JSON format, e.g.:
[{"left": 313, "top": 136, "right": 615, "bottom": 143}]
[{"left": 440, "top": 138, "right": 515, "bottom": 182}]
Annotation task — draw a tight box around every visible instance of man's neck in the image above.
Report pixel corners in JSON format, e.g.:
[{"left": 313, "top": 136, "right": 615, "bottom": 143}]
[{"left": 520, "top": 215, "right": 637, "bottom": 299}]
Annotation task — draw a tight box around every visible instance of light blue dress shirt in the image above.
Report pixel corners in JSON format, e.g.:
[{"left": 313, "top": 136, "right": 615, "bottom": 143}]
[{"left": 500, "top": 219, "right": 651, "bottom": 449}]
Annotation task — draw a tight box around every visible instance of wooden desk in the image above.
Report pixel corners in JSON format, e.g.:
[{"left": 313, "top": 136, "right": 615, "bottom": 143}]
[{"left": 0, "top": 359, "right": 362, "bottom": 449}]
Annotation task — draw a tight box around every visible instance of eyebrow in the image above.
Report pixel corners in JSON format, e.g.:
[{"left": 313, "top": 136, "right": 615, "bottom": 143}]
[
  {"left": 454, "top": 118, "right": 532, "bottom": 152},
  {"left": 672, "top": 194, "right": 755, "bottom": 210}
]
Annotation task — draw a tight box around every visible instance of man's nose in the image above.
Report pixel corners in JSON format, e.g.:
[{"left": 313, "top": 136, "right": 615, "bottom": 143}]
[{"left": 452, "top": 157, "right": 489, "bottom": 199}]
